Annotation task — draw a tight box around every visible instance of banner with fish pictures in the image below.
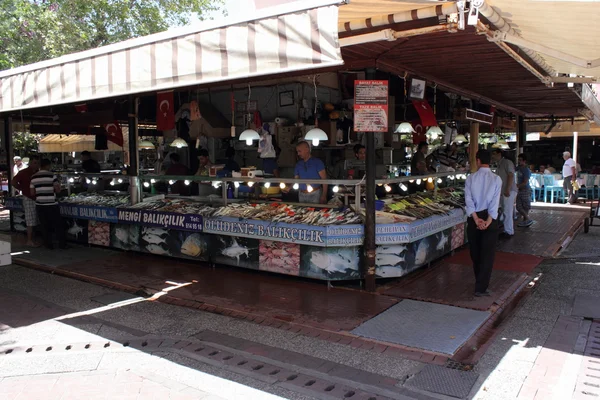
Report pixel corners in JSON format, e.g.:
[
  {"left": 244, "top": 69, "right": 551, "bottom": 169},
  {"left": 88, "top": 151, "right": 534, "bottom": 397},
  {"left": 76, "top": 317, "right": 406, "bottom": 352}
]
[
  {"left": 117, "top": 209, "right": 203, "bottom": 232},
  {"left": 203, "top": 217, "right": 363, "bottom": 247},
  {"left": 59, "top": 204, "right": 118, "bottom": 223},
  {"left": 375, "top": 227, "right": 454, "bottom": 279},
  {"left": 375, "top": 208, "right": 466, "bottom": 245},
  {"left": 6, "top": 197, "right": 23, "bottom": 210}
]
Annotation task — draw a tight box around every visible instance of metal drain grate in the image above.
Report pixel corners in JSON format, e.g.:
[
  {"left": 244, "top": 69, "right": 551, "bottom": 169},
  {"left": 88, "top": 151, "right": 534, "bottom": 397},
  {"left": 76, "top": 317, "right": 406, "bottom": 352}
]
[
  {"left": 577, "top": 321, "right": 600, "bottom": 398},
  {"left": 445, "top": 360, "right": 475, "bottom": 372},
  {"left": 406, "top": 364, "right": 479, "bottom": 399}
]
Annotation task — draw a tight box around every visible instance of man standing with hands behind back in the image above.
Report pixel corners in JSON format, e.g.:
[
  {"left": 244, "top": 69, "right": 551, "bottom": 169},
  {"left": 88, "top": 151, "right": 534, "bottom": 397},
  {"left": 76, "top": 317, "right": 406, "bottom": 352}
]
[{"left": 465, "top": 150, "right": 502, "bottom": 297}]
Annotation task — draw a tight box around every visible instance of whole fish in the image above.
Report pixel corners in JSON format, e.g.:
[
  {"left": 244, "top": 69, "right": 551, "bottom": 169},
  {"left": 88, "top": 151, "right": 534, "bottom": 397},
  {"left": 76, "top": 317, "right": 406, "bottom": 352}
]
[
  {"left": 376, "top": 266, "right": 404, "bottom": 278},
  {"left": 14, "top": 224, "right": 26, "bottom": 232},
  {"left": 68, "top": 221, "right": 84, "bottom": 238},
  {"left": 181, "top": 234, "right": 205, "bottom": 257},
  {"left": 146, "top": 244, "right": 170, "bottom": 256},
  {"left": 310, "top": 251, "right": 354, "bottom": 274},
  {"left": 414, "top": 241, "right": 429, "bottom": 267},
  {"left": 436, "top": 233, "right": 449, "bottom": 251},
  {"left": 376, "top": 253, "right": 405, "bottom": 267},
  {"left": 142, "top": 234, "right": 167, "bottom": 245},
  {"left": 115, "top": 227, "right": 129, "bottom": 244},
  {"left": 12, "top": 214, "right": 25, "bottom": 223},
  {"left": 142, "top": 227, "right": 168, "bottom": 237},
  {"left": 377, "top": 245, "right": 407, "bottom": 255},
  {"left": 220, "top": 238, "right": 250, "bottom": 265}
]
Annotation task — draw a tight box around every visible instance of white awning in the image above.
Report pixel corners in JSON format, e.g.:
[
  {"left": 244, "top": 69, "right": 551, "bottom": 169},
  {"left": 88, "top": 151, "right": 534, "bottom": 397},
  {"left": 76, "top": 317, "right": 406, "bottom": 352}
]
[
  {"left": 477, "top": 0, "right": 600, "bottom": 78},
  {"left": 39, "top": 133, "right": 129, "bottom": 153},
  {"left": 0, "top": 1, "right": 343, "bottom": 113}
]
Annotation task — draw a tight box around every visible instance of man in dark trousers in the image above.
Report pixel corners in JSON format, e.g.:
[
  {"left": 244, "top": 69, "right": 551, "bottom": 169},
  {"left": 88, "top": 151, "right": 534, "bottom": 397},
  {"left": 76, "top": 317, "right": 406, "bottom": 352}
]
[
  {"left": 465, "top": 150, "right": 502, "bottom": 297},
  {"left": 30, "top": 159, "right": 66, "bottom": 250}
]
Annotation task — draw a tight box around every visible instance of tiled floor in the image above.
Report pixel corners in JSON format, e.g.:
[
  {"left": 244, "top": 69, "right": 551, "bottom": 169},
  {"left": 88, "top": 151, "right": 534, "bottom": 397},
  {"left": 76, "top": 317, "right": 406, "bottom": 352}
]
[
  {"left": 496, "top": 208, "right": 586, "bottom": 257},
  {"left": 382, "top": 263, "right": 528, "bottom": 311},
  {"left": 13, "top": 248, "right": 398, "bottom": 332},
  {"left": 445, "top": 249, "right": 543, "bottom": 274}
]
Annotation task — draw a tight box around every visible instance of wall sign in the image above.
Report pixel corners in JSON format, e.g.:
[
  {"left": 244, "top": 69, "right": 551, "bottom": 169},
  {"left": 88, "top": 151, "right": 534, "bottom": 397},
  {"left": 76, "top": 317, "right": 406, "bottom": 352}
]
[
  {"left": 354, "top": 80, "right": 388, "bottom": 132},
  {"left": 118, "top": 209, "right": 203, "bottom": 232},
  {"left": 59, "top": 204, "right": 118, "bottom": 223}
]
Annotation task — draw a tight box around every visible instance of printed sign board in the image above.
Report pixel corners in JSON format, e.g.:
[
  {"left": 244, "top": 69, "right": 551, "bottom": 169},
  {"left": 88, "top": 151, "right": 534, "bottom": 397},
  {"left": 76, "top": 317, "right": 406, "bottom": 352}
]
[{"left": 354, "top": 80, "right": 388, "bottom": 132}]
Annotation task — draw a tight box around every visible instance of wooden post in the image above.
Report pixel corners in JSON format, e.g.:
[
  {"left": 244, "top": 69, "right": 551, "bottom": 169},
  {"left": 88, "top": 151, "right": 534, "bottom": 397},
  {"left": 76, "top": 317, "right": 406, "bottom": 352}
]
[{"left": 470, "top": 122, "right": 479, "bottom": 172}]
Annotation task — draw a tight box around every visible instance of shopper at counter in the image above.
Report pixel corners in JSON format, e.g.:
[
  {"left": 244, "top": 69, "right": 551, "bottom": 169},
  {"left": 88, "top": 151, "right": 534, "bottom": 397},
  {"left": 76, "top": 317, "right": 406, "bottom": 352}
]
[
  {"left": 80, "top": 151, "right": 101, "bottom": 173},
  {"left": 30, "top": 159, "right": 66, "bottom": 250},
  {"left": 294, "top": 141, "right": 327, "bottom": 204},
  {"left": 165, "top": 153, "right": 190, "bottom": 195},
  {"left": 411, "top": 142, "right": 429, "bottom": 175},
  {"left": 516, "top": 153, "right": 534, "bottom": 228},
  {"left": 13, "top": 156, "right": 26, "bottom": 178},
  {"left": 465, "top": 150, "right": 501, "bottom": 297},
  {"left": 12, "top": 155, "right": 40, "bottom": 247},
  {"left": 195, "top": 149, "right": 212, "bottom": 177}
]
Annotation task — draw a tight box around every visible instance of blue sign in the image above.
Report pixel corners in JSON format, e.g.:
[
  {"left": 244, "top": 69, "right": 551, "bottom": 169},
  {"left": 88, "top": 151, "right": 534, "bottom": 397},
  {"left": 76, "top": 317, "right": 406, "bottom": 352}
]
[
  {"left": 203, "top": 216, "right": 363, "bottom": 247},
  {"left": 5, "top": 197, "right": 23, "bottom": 210},
  {"left": 59, "top": 204, "right": 118, "bottom": 223},
  {"left": 118, "top": 209, "right": 203, "bottom": 232},
  {"left": 376, "top": 208, "right": 466, "bottom": 245}
]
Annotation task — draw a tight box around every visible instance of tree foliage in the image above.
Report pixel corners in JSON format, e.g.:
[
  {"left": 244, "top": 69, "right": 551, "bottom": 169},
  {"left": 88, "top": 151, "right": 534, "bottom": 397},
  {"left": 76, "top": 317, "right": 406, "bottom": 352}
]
[
  {"left": 0, "top": 0, "right": 224, "bottom": 70},
  {"left": 12, "top": 131, "right": 41, "bottom": 157}
]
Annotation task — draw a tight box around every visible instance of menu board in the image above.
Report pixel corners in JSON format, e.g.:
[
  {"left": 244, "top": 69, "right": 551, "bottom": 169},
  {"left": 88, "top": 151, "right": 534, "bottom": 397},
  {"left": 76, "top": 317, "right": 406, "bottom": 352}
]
[{"left": 354, "top": 80, "right": 388, "bottom": 132}]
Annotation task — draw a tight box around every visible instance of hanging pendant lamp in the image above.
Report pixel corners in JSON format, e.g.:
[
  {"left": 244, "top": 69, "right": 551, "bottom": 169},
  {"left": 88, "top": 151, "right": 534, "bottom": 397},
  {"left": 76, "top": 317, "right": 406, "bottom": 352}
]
[
  {"left": 139, "top": 139, "right": 155, "bottom": 150},
  {"left": 170, "top": 138, "right": 188, "bottom": 148},
  {"left": 239, "top": 129, "right": 260, "bottom": 146},
  {"left": 426, "top": 126, "right": 443, "bottom": 141},
  {"left": 304, "top": 76, "right": 328, "bottom": 147}
]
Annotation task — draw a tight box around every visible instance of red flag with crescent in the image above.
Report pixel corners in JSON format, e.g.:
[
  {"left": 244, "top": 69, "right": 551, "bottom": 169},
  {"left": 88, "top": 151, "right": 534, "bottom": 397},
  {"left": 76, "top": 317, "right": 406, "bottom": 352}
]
[
  {"left": 104, "top": 121, "right": 124, "bottom": 147},
  {"left": 156, "top": 91, "right": 175, "bottom": 131}
]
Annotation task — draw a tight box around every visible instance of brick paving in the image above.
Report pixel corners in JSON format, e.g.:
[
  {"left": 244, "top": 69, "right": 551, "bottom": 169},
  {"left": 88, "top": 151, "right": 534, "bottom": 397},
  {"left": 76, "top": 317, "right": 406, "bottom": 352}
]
[{"left": 444, "top": 249, "right": 543, "bottom": 274}]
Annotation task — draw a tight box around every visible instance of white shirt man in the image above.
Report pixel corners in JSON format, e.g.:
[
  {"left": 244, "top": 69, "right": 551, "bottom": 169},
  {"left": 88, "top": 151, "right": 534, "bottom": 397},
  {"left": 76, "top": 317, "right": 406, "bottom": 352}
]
[{"left": 562, "top": 151, "right": 577, "bottom": 204}]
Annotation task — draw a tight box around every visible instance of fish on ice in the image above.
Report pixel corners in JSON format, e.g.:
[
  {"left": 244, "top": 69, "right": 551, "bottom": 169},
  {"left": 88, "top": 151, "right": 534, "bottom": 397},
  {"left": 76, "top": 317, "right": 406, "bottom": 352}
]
[
  {"left": 220, "top": 238, "right": 250, "bottom": 265},
  {"left": 310, "top": 251, "right": 355, "bottom": 274}
]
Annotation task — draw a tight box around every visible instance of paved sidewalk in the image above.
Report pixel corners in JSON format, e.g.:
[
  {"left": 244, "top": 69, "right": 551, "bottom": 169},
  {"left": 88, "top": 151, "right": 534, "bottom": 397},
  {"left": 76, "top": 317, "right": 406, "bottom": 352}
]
[{"left": 0, "top": 369, "right": 224, "bottom": 400}]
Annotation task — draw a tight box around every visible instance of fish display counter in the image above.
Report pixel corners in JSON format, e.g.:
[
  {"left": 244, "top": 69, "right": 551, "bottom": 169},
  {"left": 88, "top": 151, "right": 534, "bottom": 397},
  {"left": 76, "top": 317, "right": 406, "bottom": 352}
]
[{"left": 7, "top": 173, "right": 468, "bottom": 281}]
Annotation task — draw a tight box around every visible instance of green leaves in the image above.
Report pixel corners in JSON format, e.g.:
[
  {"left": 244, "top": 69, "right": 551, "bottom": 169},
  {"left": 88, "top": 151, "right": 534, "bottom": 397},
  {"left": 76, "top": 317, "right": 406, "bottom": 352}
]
[{"left": 0, "top": 0, "right": 225, "bottom": 70}]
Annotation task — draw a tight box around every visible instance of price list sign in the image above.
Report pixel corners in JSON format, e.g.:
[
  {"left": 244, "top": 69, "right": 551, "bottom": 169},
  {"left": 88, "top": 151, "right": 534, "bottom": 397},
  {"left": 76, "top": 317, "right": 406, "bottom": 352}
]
[{"left": 354, "top": 80, "right": 389, "bottom": 132}]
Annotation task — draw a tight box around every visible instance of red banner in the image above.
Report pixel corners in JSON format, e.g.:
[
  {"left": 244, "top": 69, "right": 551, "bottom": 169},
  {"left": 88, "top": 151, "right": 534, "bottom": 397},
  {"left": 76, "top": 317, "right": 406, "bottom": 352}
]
[
  {"left": 412, "top": 99, "right": 437, "bottom": 127},
  {"left": 104, "top": 121, "right": 124, "bottom": 147},
  {"left": 156, "top": 91, "right": 175, "bottom": 131},
  {"left": 411, "top": 120, "right": 427, "bottom": 144}
]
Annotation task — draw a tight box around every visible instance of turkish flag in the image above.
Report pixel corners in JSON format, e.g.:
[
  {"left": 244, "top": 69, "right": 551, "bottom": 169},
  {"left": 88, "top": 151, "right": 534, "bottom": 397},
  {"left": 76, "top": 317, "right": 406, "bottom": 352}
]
[
  {"left": 104, "top": 121, "right": 124, "bottom": 147},
  {"left": 74, "top": 103, "right": 87, "bottom": 113},
  {"left": 412, "top": 121, "right": 427, "bottom": 144},
  {"left": 412, "top": 99, "right": 438, "bottom": 127},
  {"left": 156, "top": 91, "right": 175, "bottom": 131}
]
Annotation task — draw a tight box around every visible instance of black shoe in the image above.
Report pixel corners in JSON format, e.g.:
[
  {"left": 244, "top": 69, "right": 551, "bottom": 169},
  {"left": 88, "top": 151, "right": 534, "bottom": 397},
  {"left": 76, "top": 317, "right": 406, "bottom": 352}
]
[
  {"left": 474, "top": 290, "right": 492, "bottom": 297},
  {"left": 499, "top": 232, "right": 513, "bottom": 240}
]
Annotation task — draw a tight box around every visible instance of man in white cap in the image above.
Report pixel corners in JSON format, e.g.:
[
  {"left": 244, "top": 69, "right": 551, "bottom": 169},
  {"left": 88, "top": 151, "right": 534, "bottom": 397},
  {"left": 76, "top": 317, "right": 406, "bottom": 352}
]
[
  {"left": 562, "top": 151, "right": 577, "bottom": 204},
  {"left": 12, "top": 156, "right": 26, "bottom": 178}
]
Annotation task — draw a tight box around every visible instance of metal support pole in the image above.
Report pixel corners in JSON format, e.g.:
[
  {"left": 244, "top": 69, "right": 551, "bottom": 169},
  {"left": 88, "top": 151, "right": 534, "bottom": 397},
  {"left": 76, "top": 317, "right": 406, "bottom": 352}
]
[
  {"left": 128, "top": 97, "right": 140, "bottom": 204},
  {"left": 3, "top": 117, "right": 13, "bottom": 230},
  {"left": 469, "top": 122, "right": 480, "bottom": 173},
  {"left": 517, "top": 116, "right": 526, "bottom": 154},
  {"left": 573, "top": 131, "right": 579, "bottom": 167},
  {"left": 364, "top": 131, "right": 376, "bottom": 292}
]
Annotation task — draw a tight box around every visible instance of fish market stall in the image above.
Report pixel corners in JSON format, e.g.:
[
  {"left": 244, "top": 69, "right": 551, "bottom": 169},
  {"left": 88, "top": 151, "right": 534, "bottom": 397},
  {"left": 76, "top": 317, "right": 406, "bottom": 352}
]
[{"left": 7, "top": 172, "right": 467, "bottom": 281}]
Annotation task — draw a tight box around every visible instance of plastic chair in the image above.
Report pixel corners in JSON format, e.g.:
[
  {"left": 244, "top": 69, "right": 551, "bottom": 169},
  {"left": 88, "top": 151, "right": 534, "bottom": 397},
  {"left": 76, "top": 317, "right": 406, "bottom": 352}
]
[
  {"left": 543, "top": 174, "right": 565, "bottom": 203},
  {"left": 579, "top": 175, "right": 598, "bottom": 201},
  {"left": 529, "top": 175, "right": 543, "bottom": 202}
]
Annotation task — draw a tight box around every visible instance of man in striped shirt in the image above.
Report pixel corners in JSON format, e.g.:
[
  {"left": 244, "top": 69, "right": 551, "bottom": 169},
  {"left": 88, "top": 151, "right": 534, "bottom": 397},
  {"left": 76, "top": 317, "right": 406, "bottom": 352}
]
[{"left": 30, "top": 159, "right": 66, "bottom": 249}]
